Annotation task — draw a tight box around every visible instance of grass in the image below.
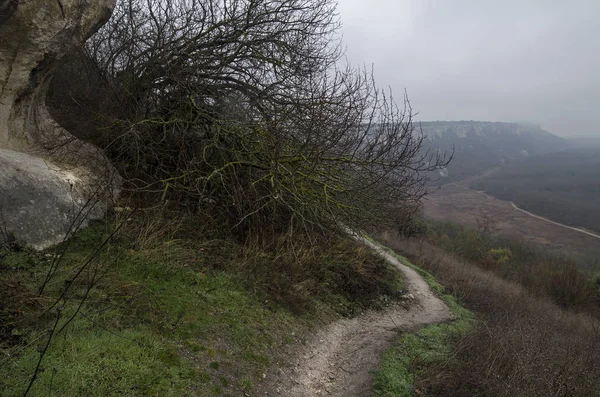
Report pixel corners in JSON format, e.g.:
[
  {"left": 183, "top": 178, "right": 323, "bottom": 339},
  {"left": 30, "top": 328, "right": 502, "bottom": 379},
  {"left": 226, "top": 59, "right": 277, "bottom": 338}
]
[
  {"left": 5, "top": 322, "right": 195, "bottom": 396},
  {"left": 381, "top": 233, "right": 600, "bottom": 397},
  {"left": 374, "top": 321, "right": 470, "bottom": 397},
  {"left": 0, "top": 215, "right": 405, "bottom": 396},
  {"left": 369, "top": 240, "right": 475, "bottom": 397},
  {"left": 0, "top": 225, "right": 300, "bottom": 396},
  {"left": 0, "top": 240, "right": 301, "bottom": 396},
  {"left": 425, "top": 220, "right": 600, "bottom": 314}
]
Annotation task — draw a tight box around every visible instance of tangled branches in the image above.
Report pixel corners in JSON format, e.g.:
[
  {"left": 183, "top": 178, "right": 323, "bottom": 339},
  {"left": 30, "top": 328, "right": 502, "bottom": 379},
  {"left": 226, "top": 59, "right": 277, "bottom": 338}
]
[{"left": 53, "top": 0, "right": 449, "bottom": 236}]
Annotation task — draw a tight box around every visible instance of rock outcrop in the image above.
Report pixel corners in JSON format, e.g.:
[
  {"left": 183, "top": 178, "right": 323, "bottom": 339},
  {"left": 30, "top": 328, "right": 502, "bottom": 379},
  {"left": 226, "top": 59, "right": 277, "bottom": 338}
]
[{"left": 0, "top": 0, "right": 118, "bottom": 249}]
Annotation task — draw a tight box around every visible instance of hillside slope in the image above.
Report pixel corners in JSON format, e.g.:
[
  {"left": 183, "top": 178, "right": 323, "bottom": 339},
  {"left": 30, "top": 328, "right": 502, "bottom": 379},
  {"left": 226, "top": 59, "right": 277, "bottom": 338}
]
[
  {"left": 0, "top": 219, "right": 407, "bottom": 396},
  {"left": 419, "top": 121, "right": 567, "bottom": 182},
  {"left": 472, "top": 148, "right": 600, "bottom": 233}
]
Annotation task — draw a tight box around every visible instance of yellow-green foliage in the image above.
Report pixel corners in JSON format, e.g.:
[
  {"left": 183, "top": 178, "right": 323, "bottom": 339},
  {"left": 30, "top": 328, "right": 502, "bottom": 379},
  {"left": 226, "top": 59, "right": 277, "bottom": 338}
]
[{"left": 489, "top": 248, "right": 512, "bottom": 265}]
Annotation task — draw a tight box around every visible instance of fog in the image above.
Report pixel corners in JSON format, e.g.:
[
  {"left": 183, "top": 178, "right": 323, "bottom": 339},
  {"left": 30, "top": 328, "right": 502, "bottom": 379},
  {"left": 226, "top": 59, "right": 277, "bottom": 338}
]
[{"left": 338, "top": 0, "right": 600, "bottom": 137}]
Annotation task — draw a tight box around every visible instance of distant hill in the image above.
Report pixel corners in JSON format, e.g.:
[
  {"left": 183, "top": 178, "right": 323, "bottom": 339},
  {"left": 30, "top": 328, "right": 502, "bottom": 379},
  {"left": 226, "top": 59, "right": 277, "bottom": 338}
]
[
  {"left": 419, "top": 121, "right": 568, "bottom": 182},
  {"left": 472, "top": 148, "right": 600, "bottom": 233},
  {"left": 568, "top": 136, "right": 600, "bottom": 149}
]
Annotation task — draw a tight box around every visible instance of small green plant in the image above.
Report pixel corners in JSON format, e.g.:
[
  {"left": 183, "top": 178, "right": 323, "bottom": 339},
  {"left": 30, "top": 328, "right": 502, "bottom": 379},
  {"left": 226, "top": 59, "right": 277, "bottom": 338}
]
[
  {"left": 371, "top": 242, "right": 475, "bottom": 397},
  {"left": 488, "top": 247, "right": 512, "bottom": 265}
]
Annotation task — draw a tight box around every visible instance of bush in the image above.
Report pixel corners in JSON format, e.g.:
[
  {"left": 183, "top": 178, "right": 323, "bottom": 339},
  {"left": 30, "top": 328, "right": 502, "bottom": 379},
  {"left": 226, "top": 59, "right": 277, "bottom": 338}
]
[
  {"left": 425, "top": 220, "right": 599, "bottom": 314},
  {"left": 49, "top": 0, "right": 450, "bottom": 239},
  {"left": 396, "top": 212, "right": 428, "bottom": 238},
  {"left": 488, "top": 248, "right": 512, "bottom": 266},
  {"left": 382, "top": 236, "right": 600, "bottom": 397}
]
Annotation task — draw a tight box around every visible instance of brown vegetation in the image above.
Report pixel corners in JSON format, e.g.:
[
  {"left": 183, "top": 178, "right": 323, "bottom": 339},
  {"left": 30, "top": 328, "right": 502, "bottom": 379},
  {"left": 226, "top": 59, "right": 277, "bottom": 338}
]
[
  {"left": 382, "top": 235, "right": 600, "bottom": 397},
  {"left": 423, "top": 183, "right": 600, "bottom": 267},
  {"left": 423, "top": 221, "right": 599, "bottom": 314}
]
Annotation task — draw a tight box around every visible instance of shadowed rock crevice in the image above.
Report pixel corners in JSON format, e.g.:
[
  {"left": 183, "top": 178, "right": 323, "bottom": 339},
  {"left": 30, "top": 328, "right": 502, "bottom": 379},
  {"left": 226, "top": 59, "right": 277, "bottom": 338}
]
[
  {"left": 0, "top": 1, "right": 17, "bottom": 25},
  {"left": 0, "top": 0, "right": 118, "bottom": 249}
]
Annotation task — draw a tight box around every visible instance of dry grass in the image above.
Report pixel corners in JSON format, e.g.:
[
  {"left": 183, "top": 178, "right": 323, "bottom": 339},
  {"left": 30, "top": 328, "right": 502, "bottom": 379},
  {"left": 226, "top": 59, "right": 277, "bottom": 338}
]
[
  {"left": 423, "top": 184, "right": 600, "bottom": 266},
  {"left": 425, "top": 221, "right": 599, "bottom": 315},
  {"left": 382, "top": 234, "right": 600, "bottom": 397},
  {"left": 114, "top": 207, "right": 405, "bottom": 316},
  {"left": 231, "top": 233, "right": 404, "bottom": 316}
]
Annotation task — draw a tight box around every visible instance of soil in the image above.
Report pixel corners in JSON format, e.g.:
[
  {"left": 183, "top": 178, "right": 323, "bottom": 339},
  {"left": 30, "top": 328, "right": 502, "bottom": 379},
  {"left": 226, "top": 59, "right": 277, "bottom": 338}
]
[
  {"left": 258, "top": 239, "right": 453, "bottom": 396},
  {"left": 423, "top": 183, "right": 600, "bottom": 264}
]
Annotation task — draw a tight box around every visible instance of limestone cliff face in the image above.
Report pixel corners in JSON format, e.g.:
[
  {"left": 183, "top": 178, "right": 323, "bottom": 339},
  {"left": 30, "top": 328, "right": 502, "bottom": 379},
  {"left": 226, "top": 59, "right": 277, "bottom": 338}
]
[
  {"left": 0, "top": 0, "right": 118, "bottom": 249},
  {"left": 419, "top": 121, "right": 568, "bottom": 183},
  {"left": 0, "top": 0, "right": 114, "bottom": 159}
]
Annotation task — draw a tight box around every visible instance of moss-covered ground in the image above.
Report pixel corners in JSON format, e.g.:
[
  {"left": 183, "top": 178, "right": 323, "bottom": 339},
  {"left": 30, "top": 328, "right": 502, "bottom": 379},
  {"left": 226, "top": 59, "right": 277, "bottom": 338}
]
[{"left": 0, "top": 219, "right": 404, "bottom": 396}]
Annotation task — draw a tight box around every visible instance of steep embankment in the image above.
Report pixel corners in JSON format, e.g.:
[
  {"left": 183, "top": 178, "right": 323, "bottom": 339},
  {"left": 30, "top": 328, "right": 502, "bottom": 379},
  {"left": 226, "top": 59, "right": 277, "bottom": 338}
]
[{"left": 261, "top": 239, "right": 453, "bottom": 396}]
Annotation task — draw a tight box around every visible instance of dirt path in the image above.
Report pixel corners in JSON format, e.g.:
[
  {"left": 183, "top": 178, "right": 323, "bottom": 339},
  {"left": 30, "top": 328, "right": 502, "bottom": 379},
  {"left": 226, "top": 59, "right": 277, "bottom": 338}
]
[
  {"left": 260, "top": 239, "right": 453, "bottom": 397},
  {"left": 451, "top": 181, "right": 600, "bottom": 240},
  {"left": 508, "top": 202, "right": 600, "bottom": 240}
]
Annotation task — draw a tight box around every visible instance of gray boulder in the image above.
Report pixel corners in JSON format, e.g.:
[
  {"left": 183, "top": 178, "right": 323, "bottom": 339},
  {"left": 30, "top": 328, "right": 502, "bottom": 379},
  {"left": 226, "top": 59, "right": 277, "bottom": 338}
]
[
  {"left": 0, "top": 148, "right": 106, "bottom": 249},
  {"left": 0, "top": 0, "right": 119, "bottom": 249}
]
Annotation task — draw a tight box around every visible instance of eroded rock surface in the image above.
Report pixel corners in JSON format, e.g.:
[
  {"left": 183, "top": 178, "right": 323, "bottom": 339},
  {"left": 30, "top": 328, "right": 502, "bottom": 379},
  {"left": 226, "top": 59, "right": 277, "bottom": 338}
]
[
  {"left": 0, "top": 0, "right": 118, "bottom": 249},
  {"left": 0, "top": 148, "right": 106, "bottom": 249}
]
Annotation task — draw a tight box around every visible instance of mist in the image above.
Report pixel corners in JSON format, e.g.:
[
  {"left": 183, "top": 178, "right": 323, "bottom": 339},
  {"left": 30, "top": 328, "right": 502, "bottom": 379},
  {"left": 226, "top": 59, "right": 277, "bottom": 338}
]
[{"left": 338, "top": 0, "right": 600, "bottom": 137}]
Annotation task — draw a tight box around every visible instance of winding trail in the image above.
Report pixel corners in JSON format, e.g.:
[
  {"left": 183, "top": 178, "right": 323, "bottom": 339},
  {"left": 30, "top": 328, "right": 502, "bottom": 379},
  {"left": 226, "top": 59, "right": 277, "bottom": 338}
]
[{"left": 261, "top": 238, "right": 453, "bottom": 397}]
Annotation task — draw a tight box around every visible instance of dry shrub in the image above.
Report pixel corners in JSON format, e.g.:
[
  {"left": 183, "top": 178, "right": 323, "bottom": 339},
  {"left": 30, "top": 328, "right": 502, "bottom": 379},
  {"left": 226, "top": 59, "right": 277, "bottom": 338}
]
[
  {"left": 426, "top": 222, "right": 599, "bottom": 315},
  {"left": 520, "top": 260, "right": 598, "bottom": 312},
  {"left": 383, "top": 236, "right": 600, "bottom": 397},
  {"left": 234, "top": 234, "right": 403, "bottom": 316}
]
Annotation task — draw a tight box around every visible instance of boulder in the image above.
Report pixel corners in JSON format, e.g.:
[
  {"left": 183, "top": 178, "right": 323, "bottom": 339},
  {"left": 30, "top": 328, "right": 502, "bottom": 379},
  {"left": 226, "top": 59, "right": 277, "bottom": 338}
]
[
  {"left": 0, "top": 0, "right": 119, "bottom": 249},
  {"left": 0, "top": 148, "right": 106, "bottom": 249}
]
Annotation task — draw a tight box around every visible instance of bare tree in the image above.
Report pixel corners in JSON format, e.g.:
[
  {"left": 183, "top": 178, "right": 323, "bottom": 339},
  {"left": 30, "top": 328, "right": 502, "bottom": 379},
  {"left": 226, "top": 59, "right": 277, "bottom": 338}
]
[
  {"left": 477, "top": 215, "right": 497, "bottom": 236},
  {"left": 53, "top": 0, "right": 450, "bottom": 235}
]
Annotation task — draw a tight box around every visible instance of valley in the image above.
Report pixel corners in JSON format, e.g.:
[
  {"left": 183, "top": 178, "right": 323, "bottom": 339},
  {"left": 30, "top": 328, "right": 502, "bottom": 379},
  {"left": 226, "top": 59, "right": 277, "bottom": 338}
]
[
  {"left": 471, "top": 147, "right": 600, "bottom": 234},
  {"left": 423, "top": 182, "right": 600, "bottom": 268}
]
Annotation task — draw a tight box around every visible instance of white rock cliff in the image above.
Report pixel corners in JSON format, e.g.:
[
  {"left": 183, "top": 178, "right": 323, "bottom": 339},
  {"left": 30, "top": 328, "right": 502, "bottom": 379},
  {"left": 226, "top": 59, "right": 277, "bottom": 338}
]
[{"left": 0, "top": 0, "right": 118, "bottom": 249}]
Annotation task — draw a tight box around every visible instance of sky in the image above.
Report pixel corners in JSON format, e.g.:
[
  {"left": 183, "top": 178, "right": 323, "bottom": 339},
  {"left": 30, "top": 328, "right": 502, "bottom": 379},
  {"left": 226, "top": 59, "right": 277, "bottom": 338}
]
[{"left": 337, "top": 0, "right": 600, "bottom": 137}]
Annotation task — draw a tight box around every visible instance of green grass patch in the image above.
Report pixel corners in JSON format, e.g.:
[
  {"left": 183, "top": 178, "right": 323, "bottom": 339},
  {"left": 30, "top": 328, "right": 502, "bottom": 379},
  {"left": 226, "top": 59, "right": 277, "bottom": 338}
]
[
  {"left": 369, "top": 239, "right": 475, "bottom": 397},
  {"left": 1, "top": 222, "right": 406, "bottom": 396},
  {"left": 373, "top": 319, "right": 472, "bottom": 397},
  {"left": 2, "top": 321, "right": 196, "bottom": 397},
  {"left": 0, "top": 224, "right": 304, "bottom": 396}
]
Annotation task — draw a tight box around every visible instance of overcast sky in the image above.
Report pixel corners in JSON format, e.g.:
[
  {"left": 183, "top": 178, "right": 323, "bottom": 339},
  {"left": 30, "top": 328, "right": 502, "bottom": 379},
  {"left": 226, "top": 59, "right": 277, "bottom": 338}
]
[{"left": 337, "top": 0, "right": 600, "bottom": 137}]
